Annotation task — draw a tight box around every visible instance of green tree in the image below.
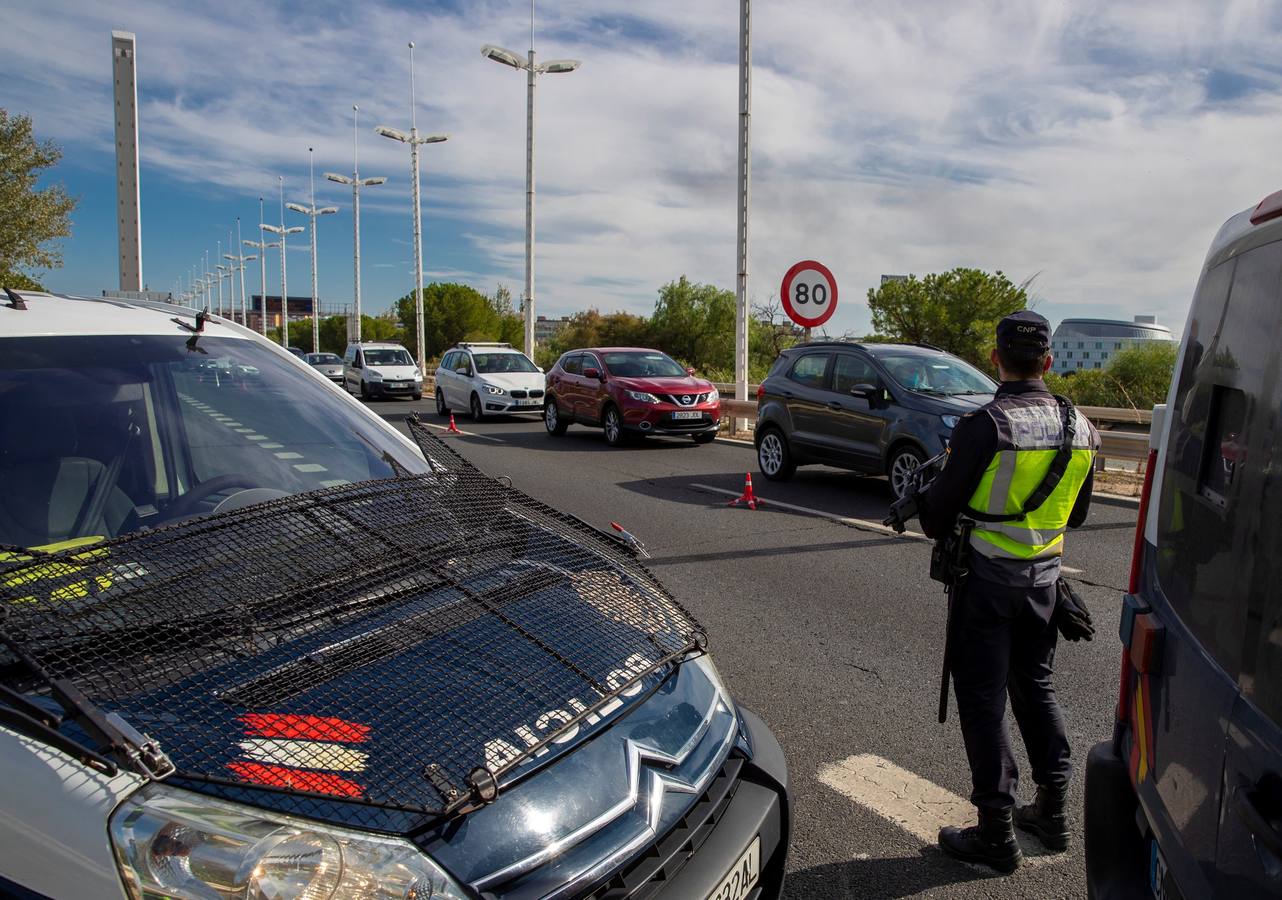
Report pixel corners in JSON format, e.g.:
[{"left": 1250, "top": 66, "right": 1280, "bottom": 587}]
[
  {"left": 650, "top": 276, "right": 737, "bottom": 373},
  {"left": 395, "top": 282, "right": 506, "bottom": 359},
  {"left": 0, "top": 109, "right": 77, "bottom": 289},
  {"left": 865, "top": 269, "right": 1029, "bottom": 369},
  {"left": 1047, "top": 342, "right": 1177, "bottom": 410}
]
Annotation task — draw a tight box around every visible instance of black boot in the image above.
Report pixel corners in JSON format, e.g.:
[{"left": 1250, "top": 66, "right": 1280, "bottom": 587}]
[
  {"left": 1015, "top": 784, "right": 1069, "bottom": 851},
  {"left": 938, "top": 807, "right": 1023, "bottom": 873}
]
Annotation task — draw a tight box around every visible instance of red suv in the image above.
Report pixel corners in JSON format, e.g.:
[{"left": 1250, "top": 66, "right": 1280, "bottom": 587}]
[{"left": 544, "top": 348, "right": 721, "bottom": 446}]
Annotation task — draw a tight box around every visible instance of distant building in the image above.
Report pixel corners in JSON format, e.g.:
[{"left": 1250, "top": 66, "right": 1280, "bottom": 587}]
[
  {"left": 1050, "top": 315, "right": 1175, "bottom": 374},
  {"left": 102, "top": 289, "right": 174, "bottom": 304},
  {"left": 534, "top": 315, "right": 572, "bottom": 345}
]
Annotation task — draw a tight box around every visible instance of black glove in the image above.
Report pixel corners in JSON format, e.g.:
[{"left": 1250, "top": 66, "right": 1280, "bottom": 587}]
[
  {"left": 883, "top": 491, "right": 920, "bottom": 534},
  {"left": 1053, "top": 578, "right": 1094, "bottom": 642}
]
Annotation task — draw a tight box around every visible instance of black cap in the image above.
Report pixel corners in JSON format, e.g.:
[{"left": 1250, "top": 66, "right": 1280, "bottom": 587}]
[{"left": 996, "top": 310, "right": 1051, "bottom": 353}]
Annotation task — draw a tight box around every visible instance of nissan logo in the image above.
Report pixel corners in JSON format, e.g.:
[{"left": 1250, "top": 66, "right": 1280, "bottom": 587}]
[{"left": 682, "top": 395, "right": 692, "bottom": 404}]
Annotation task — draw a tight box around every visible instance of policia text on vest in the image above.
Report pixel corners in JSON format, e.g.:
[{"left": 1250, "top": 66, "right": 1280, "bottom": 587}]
[{"left": 897, "top": 309, "right": 1100, "bottom": 873}]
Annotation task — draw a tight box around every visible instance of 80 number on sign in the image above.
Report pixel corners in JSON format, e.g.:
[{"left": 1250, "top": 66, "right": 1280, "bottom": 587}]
[{"left": 780, "top": 260, "right": 838, "bottom": 329}]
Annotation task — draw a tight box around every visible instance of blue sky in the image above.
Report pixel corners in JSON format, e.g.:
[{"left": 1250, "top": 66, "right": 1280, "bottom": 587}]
[{"left": 6, "top": 0, "right": 1282, "bottom": 336}]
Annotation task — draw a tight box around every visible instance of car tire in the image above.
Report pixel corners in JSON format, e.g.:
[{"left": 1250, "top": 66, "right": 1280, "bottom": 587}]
[
  {"left": 470, "top": 393, "right": 484, "bottom": 422},
  {"left": 545, "top": 398, "right": 568, "bottom": 435},
  {"left": 692, "top": 432, "right": 717, "bottom": 445},
  {"left": 603, "top": 406, "right": 626, "bottom": 447},
  {"left": 757, "top": 427, "right": 796, "bottom": 481},
  {"left": 888, "top": 444, "right": 927, "bottom": 499},
  {"left": 435, "top": 389, "right": 449, "bottom": 417},
  {"left": 412, "top": 392, "right": 422, "bottom": 401}
]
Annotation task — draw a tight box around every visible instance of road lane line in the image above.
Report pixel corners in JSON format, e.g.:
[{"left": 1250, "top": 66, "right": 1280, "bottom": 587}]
[
  {"left": 817, "top": 754, "right": 1061, "bottom": 866},
  {"left": 690, "top": 483, "right": 928, "bottom": 541},
  {"left": 413, "top": 421, "right": 504, "bottom": 443},
  {"left": 274, "top": 452, "right": 303, "bottom": 459},
  {"left": 293, "top": 463, "right": 327, "bottom": 473}
]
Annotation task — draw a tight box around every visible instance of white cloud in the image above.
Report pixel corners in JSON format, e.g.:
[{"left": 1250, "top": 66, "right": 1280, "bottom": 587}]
[{"left": 6, "top": 0, "right": 1282, "bottom": 334}]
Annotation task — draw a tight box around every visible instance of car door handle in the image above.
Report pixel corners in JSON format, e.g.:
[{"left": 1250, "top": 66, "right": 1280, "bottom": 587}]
[
  {"left": 1234, "top": 787, "right": 1282, "bottom": 859},
  {"left": 827, "top": 401, "right": 843, "bottom": 410},
  {"left": 781, "top": 391, "right": 794, "bottom": 399}
]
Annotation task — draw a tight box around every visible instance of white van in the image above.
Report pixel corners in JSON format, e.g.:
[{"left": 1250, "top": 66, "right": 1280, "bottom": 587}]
[{"left": 342, "top": 341, "right": 422, "bottom": 401}]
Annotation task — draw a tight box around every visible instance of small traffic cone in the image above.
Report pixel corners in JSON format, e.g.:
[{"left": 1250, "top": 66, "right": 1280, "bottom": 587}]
[
  {"left": 445, "top": 413, "right": 463, "bottom": 435},
  {"left": 728, "top": 473, "right": 761, "bottom": 510}
]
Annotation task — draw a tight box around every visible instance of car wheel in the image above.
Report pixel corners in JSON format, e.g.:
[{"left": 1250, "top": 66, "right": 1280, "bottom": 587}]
[
  {"left": 889, "top": 444, "right": 927, "bottom": 499},
  {"left": 412, "top": 391, "right": 422, "bottom": 401},
  {"left": 757, "top": 427, "right": 796, "bottom": 481},
  {"left": 603, "top": 406, "right": 625, "bottom": 447},
  {"left": 470, "top": 393, "right": 484, "bottom": 422},
  {"left": 435, "top": 389, "right": 449, "bottom": 417},
  {"left": 692, "top": 432, "right": 716, "bottom": 445},
  {"left": 545, "top": 398, "right": 568, "bottom": 435}
]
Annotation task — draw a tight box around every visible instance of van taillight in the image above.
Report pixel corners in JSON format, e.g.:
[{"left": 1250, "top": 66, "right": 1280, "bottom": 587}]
[
  {"left": 1250, "top": 189, "right": 1282, "bottom": 225},
  {"left": 1117, "top": 648, "right": 1133, "bottom": 724},
  {"left": 1128, "top": 448, "right": 1158, "bottom": 595},
  {"left": 756, "top": 384, "right": 766, "bottom": 402}
]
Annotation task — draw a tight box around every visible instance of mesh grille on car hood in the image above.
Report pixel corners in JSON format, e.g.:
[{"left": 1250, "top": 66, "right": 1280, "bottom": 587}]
[{"left": 0, "top": 418, "right": 703, "bottom": 830}]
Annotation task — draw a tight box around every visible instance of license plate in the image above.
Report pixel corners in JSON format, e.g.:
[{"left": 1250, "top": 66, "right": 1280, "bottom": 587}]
[
  {"left": 1149, "top": 840, "right": 1167, "bottom": 900},
  {"left": 672, "top": 410, "right": 702, "bottom": 420},
  {"left": 518, "top": 399, "right": 541, "bottom": 406},
  {"left": 708, "top": 836, "right": 759, "bottom": 900}
]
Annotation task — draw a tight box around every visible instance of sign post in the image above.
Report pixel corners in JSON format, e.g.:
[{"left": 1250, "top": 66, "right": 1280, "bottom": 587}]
[{"left": 781, "top": 260, "right": 838, "bottom": 340}]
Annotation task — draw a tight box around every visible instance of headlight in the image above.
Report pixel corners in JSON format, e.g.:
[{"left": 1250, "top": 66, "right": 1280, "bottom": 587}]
[
  {"left": 365, "top": 370, "right": 383, "bottom": 382},
  {"left": 706, "top": 388, "right": 719, "bottom": 404},
  {"left": 483, "top": 384, "right": 505, "bottom": 395},
  {"left": 110, "top": 784, "right": 467, "bottom": 899},
  {"left": 625, "top": 390, "right": 660, "bottom": 403},
  {"left": 941, "top": 415, "right": 960, "bottom": 429}
]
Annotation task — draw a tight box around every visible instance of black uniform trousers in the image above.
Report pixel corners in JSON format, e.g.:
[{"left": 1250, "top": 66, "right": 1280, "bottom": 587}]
[{"left": 950, "top": 574, "right": 1071, "bottom": 811}]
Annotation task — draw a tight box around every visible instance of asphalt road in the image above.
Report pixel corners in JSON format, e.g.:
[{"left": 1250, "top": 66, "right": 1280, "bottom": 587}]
[{"left": 372, "top": 397, "right": 1138, "bottom": 899}]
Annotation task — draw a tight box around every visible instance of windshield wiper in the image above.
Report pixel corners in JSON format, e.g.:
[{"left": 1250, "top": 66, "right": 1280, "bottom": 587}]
[{"left": 0, "top": 618, "right": 175, "bottom": 780}]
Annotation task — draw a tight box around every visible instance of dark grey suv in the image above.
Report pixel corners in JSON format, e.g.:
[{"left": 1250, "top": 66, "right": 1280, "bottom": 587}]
[{"left": 754, "top": 342, "right": 996, "bottom": 497}]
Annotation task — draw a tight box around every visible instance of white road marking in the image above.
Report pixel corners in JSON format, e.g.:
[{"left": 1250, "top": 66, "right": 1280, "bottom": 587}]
[
  {"left": 260, "top": 443, "right": 284, "bottom": 449},
  {"left": 414, "top": 421, "right": 504, "bottom": 443},
  {"left": 294, "top": 463, "right": 327, "bottom": 473},
  {"left": 818, "top": 754, "right": 1061, "bottom": 866},
  {"left": 274, "top": 451, "right": 304, "bottom": 460},
  {"left": 690, "top": 483, "right": 928, "bottom": 541},
  {"left": 234, "top": 428, "right": 255, "bottom": 433},
  {"left": 319, "top": 479, "right": 350, "bottom": 488},
  {"left": 245, "top": 435, "right": 268, "bottom": 441}
]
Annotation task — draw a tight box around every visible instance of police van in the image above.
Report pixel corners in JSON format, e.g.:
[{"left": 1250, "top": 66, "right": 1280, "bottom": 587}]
[
  {"left": 1084, "top": 189, "right": 1282, "bottom": 898},
  {"left": 0, "top": 291, "right": 790, "bottom": 899}
]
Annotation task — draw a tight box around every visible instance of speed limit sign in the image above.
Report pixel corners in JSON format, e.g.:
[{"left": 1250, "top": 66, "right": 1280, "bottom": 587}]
[{"left": 780, "top": 260, "right": 838, "bottom": 329}]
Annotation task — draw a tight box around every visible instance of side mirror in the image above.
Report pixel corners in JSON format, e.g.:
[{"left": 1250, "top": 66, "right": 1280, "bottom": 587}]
[
  {"left": 849, "top": 382, "right": 879, "bottom": 402},
  {"left": 685, "top": 366, "right": 696, "bottom": 376},
  {"left": 583, "top": 367, "right": 603, "bottom": 381},
  {"left": 457, "top": 367, "right": 471, "bottom": 377},
  {"left": 537, "top": 366, "right": 545, "bottom": 374}
]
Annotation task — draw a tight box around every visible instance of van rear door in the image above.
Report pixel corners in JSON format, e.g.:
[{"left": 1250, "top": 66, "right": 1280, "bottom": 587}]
[
  {"left": 1127, "top": 257, "right": 1244, "bottom": 899},
  {"left": 1213, "top": 236, "right": 1282, "bottom": 896}
]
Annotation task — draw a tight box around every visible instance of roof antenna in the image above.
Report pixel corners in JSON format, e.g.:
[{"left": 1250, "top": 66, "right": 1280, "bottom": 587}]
[
  {"left": 4, "top": 288, "right": 27, "bottom": 310},
  {"left": 172, "top": 308, "right": 210, "bottom": 353}
]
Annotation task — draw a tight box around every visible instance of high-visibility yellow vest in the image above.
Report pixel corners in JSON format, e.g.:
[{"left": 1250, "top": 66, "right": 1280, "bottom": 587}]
[{"left": 967, "top": 402, "right": 1096, "bottom": 561}]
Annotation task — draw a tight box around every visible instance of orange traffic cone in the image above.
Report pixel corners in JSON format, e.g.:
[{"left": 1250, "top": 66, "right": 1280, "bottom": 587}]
[
  {"left": 446, "top": 413, "right": 463, "bottom": 435},
  {"left": 728, "top": 473, "right": 761, "bottom": 510}
]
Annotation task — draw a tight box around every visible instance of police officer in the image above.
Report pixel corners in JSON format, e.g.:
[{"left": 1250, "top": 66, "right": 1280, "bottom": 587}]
[{"left": 917, "top": 310, "right": 1099, "bottom": 872}]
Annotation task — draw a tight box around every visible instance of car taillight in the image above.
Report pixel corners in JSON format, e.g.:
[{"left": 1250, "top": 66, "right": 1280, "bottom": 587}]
[
  {"left": 1250, "top": 188, "right": 1282, "bottom": 225},
  {"left": 756, "top": 384, "right": 765, "bottom": 402},
  {"left": 1128, "top": 448, "right": 1158, "bottom": 594}
]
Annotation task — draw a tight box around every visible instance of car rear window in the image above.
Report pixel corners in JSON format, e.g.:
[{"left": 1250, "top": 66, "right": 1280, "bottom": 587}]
[{"left": 561, "top": 354, "right": 582, "bottom": 375}]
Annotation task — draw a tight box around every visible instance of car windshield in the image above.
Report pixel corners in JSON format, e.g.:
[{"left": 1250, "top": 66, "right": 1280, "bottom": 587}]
[
  {"left": 473, "top": 352, "right": 539, "bottom": 374},
  {"left": 601, "top": 351, "right": 687, "bottom": 378},
  {"left": 0, "top": 335, "right": 429, "bottom": 550},
  {"left": 364, "top": 348, "right": 413, "bottom": 367},
  {"left": 308, "top": 353, "right": 341, "bottom": 365},
  {"left": 878, "top": 353, "right": 997, "bottom": 396}
]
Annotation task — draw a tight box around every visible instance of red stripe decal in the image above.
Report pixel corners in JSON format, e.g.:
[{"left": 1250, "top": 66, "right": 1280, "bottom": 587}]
[
  {"left": 227, "top": 761, "right": 365, "bottom": 798},
  {"left": 239, "top": 713, "right": 370, "bottom": 743}
]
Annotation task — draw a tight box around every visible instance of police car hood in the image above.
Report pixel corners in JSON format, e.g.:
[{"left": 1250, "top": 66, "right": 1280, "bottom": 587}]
[{"left": 0, "top": 422, "right": 703, "bottom": 836}]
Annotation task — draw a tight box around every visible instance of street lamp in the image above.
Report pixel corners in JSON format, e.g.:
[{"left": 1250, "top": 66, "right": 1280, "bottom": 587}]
[
  {"left": 326, "top": 105, "right": 387, "bottom": 343},
  {"left": 287, "top": 147, "right": 339, "bottom": 353},
  {"left": 482, "top": 2, "right": 581, "bottom": 357},
  {"left": 225, "top": 218, "right": 256, "bottom": 326},
  {"left": 244, "top": 197, "right": 280, "bottom": 337},
  {"left": 262, "top": 176, "right": 304, "bottom": 349},
  {"left": 378, "top": 41, "right": 450, "bottom": 372}
]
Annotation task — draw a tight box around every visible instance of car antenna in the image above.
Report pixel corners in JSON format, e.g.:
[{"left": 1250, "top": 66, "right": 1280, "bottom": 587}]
[
  {"left": 172, "top": 308, "right": 210, "bottom": 353},
  {"left": 4, "top": 288, "right": 27, "bottom": 310}
]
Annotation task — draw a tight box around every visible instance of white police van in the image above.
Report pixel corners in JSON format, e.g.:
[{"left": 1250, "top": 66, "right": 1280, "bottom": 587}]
[{"left": 0, "top": 290, "right": 790, "bottom": 899}]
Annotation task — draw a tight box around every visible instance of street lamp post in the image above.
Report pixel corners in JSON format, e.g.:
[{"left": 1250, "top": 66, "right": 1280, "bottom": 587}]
[
  {"left": 262, "top": 176, "right": 304, "bottom": 349},
  {"left": 225, "top": 218, "right": 256, "bottom": 327},
  {"left": 287, "top": 148, "right": 339, "bottom": 353},
  {"left": 243, "top": 197, "right": 279, "bottom": 337},
  {"left": 482, "top": 4, "right": 580, "bottom": 358},
  {"left": 326, "top": 106, "right": 387, "bottom": 343},
  {"left": 378, "top": 41, "right": 449, "bottom": 372}
]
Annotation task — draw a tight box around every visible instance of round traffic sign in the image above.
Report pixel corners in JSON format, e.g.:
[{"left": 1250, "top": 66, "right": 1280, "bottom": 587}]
[{"left": 780, "top": 260, "right": 838, "bottom": 329}]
